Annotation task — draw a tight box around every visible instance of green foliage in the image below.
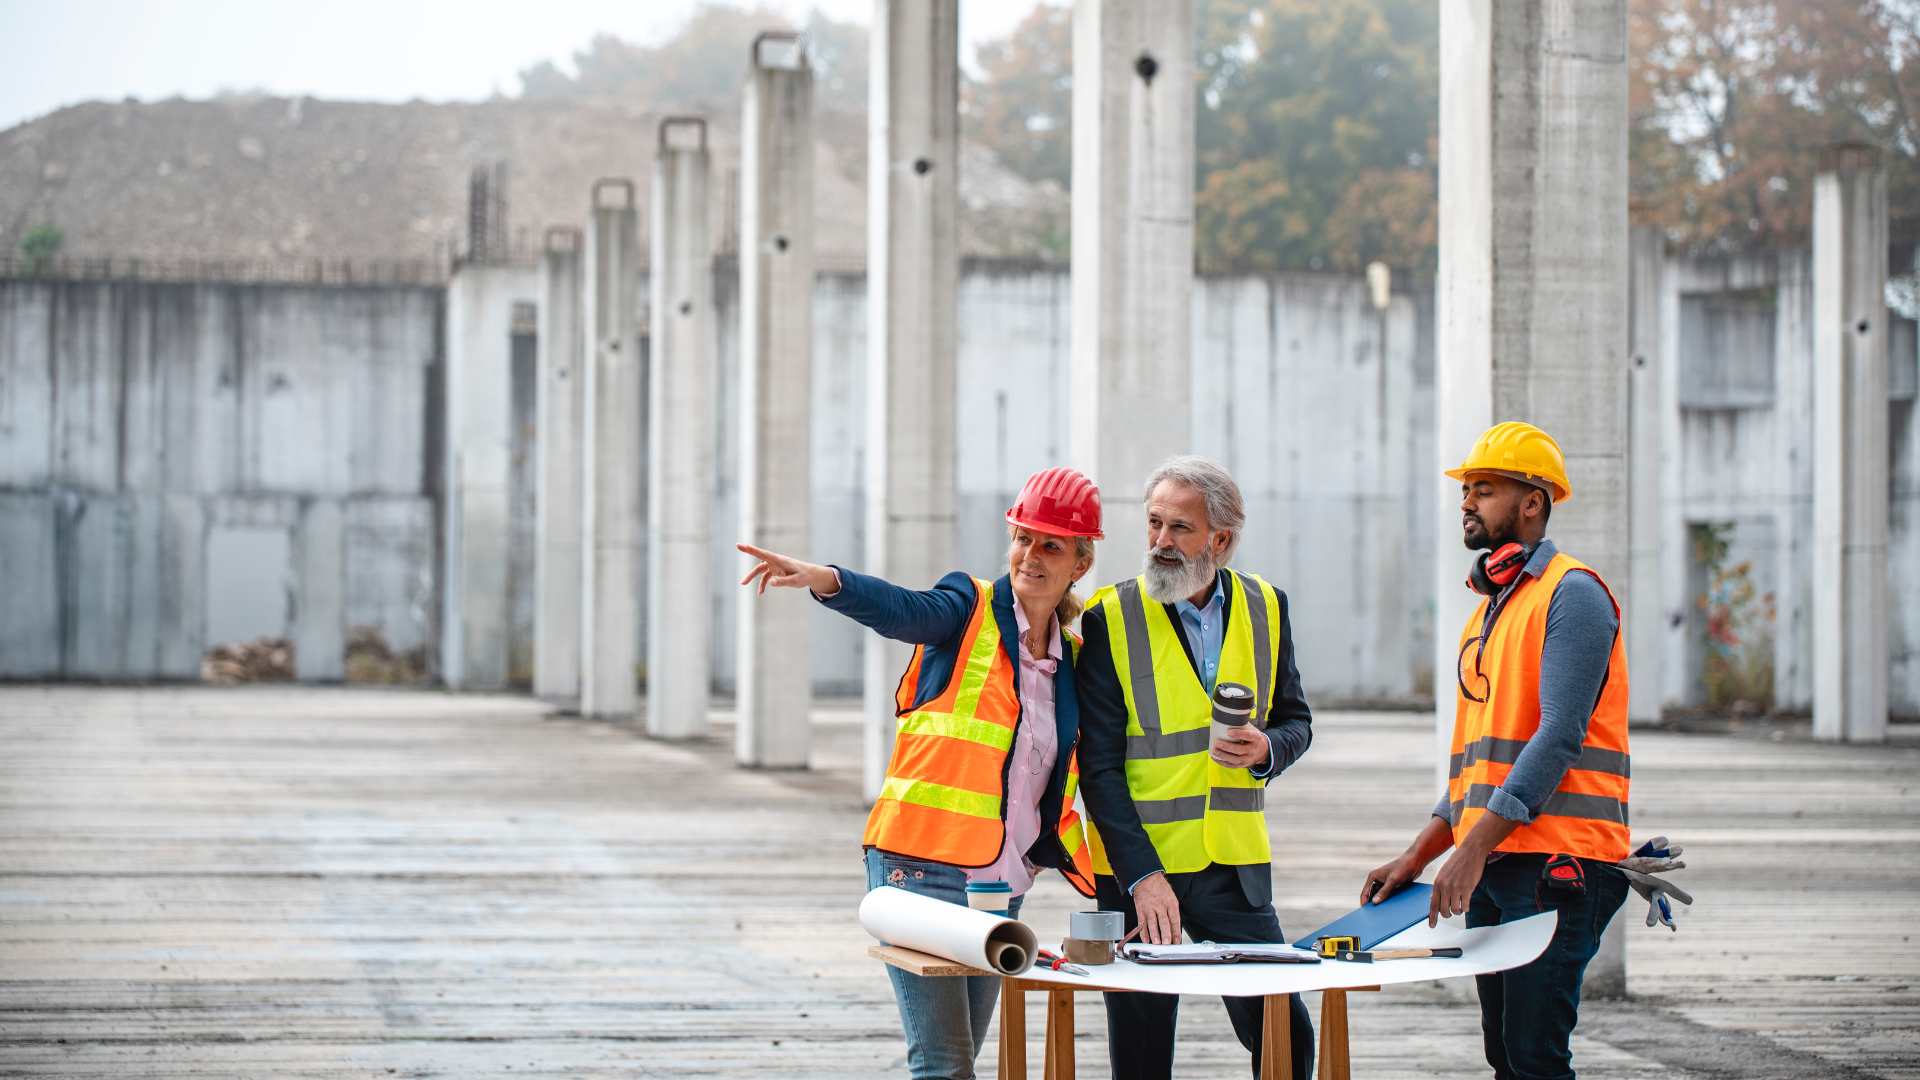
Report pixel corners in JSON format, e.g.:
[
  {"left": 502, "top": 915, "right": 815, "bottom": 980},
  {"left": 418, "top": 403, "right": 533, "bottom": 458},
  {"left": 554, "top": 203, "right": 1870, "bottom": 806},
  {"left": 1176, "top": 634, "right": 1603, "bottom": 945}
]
[
  {"left": 1193, "top": 0, "right": 1438, "bottom": 274},
  {"left": 1689, "top": 523, "right": 1776, "bottom": 712},
  {"left": 19, "top": 225, "right": 62, "bottom": 273}
]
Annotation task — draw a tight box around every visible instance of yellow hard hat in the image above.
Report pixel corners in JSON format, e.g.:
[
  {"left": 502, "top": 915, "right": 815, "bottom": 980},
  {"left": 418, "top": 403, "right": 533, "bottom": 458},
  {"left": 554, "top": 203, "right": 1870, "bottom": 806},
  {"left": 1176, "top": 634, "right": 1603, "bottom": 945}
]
[{"left": 1444, "top": 421, "right": 1572, "bottom": 502}]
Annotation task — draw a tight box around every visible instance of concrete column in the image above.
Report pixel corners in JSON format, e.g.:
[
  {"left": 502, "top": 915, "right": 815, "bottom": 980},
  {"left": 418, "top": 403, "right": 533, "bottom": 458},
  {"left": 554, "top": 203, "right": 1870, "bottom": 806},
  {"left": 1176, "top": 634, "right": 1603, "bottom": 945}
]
[
  {"left": 735, "top": 34, "right": 814, "bottom": 768},
  {"left": 862, "top": 0, "right": 958, "bottom": 800},
  {"left": 648, "top": 119, "right": 716, "bottom": 740},
  {"left": 441, "top": 263, "right": 538, "bottom": 689},
  {"left": 1627, "top": 226, "right": 1665, "bottom": 724},
  {"left": 1436, "top": 1, "right": 1630, "bottom": 996},
  {"left": 580, "top": 179, "right": 642, "bottom": 720},
  {"left": 1069, "top": 0, "right": 1194, "bottom": 545},
  {"left": 1812, "top": 145, "right": 1890, "bottom": 743},
  {"left": 534, "top": 226, "right": 585, "bottom": 703}
]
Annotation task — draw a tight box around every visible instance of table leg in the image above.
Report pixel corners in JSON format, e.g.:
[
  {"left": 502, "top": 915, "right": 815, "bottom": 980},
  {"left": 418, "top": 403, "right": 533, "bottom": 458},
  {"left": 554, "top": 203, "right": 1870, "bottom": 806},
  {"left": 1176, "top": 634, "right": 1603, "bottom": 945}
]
[
  {"left": 1043, "top": 989, "right": 1074, "bottom": 1080},
  {"left": 1260, "top": 993, "right": 1293, "bottom": 1080},
  {"left": 1000, "top": 978, "right": 1027, "bottom": 1080},
  {"left": 1317, "top": 989, "right": 1351, "bottom": 1080}
]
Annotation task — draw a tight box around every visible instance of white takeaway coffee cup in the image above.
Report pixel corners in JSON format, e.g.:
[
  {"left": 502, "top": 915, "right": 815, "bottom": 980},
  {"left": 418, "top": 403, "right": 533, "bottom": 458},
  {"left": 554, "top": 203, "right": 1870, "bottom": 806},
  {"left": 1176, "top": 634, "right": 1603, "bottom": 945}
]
[{"left": 1209, "top": 681, "right": 1257, "bottom": 750}]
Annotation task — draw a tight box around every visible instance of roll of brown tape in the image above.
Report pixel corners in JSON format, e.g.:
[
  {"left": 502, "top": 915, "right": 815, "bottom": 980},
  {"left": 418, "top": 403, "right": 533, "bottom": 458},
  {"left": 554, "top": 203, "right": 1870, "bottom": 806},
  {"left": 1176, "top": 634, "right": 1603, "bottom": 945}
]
[{"left": 1063, "top": 937, "right": 1114, "bottom": 965}]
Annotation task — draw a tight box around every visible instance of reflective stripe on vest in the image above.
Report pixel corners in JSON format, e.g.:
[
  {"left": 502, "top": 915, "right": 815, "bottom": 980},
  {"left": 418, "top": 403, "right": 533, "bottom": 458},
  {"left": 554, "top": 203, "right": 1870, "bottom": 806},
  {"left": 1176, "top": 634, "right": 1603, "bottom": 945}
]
[
  {"left": 1447, "top": 553, "right": 1632, "bottom": 862},
  {"left": 863, "top": 576, "right": 1097, "bottom": 897},
  {"left": 1085, "top": 571, "right": 1280, "bottom": 875}
]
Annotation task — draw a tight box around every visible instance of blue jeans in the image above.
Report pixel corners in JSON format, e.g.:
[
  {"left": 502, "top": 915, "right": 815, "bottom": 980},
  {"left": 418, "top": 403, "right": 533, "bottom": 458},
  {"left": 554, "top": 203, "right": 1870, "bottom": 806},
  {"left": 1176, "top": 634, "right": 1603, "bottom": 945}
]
[
  {"left": 864, "top": 848, "right": 1024, "bottom": 1080},
  {"left": 1466, "top": 853, "right": 1629, "bottom": 1080}
]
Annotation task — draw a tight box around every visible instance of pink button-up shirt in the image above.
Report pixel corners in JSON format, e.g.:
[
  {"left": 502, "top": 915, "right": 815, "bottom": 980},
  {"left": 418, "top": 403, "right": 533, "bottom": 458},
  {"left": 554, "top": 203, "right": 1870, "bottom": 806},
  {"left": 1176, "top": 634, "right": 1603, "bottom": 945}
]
[{"left": 967, "top": 603, "right": 1061, "bottom": 897}]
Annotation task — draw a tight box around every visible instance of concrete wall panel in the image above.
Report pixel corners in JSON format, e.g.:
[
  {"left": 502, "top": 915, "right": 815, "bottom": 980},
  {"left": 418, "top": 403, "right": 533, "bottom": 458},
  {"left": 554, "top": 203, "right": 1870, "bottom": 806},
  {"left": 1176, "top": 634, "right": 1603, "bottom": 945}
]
[
  {"left": 0, "top": 492, "right": 59, "bottom": 676},
  {"left": 62, "top": 495, "right": 137, "bottom": 674},
  {"left": 293, "top": 498, "right": 346, "bottom": 679},
  {"left": 0, "top": 279, "right": 440, "bottom": 681},
  {"left": 0, "top": 284, "right": 56, "bottom": 488},
  {"left": 344, "top": 497, "right": 436, "bottom": 654},
  {"left": 50, "top": 284, "right": 122, "bottom": 492}
]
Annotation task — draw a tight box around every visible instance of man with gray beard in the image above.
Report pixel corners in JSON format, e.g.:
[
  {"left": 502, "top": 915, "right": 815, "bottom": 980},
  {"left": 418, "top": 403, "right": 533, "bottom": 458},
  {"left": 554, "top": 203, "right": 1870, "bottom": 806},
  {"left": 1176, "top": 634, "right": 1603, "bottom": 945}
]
[{"left": 1078, "top": 456, "right": 1315, "bottom": 1080}]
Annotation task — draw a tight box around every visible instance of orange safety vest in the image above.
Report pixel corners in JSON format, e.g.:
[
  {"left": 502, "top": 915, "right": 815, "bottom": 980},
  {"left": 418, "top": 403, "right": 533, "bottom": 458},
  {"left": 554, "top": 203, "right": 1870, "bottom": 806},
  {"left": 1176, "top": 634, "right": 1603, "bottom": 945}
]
[
  {"left": 863, "top": 576, "right": 1098, "bottom": 897},
  {"left": 1449, "top": 552, "right": 1632, "bottom": 862}
]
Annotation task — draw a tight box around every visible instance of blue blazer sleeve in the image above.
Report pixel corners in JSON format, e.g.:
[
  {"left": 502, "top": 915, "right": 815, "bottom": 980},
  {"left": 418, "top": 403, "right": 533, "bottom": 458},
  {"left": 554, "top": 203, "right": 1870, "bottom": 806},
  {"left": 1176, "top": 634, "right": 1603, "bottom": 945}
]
[
  {"left": 815, "top": 566, "right": 976, "bottom": 646},
  {"left": 1260, "top": 588, "right": 1313, "bottom": 775}
]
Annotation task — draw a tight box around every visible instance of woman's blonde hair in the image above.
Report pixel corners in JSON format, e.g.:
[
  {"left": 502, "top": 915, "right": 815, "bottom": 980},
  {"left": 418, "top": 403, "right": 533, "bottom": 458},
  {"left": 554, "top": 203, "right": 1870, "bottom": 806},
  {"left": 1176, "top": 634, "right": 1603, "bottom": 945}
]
[
  {"left": 1009, "top": 525, "right": 1097, "bottom": 627},
  {"left": 1057, "top": 536, "right": 1097, "bottom": 626}
]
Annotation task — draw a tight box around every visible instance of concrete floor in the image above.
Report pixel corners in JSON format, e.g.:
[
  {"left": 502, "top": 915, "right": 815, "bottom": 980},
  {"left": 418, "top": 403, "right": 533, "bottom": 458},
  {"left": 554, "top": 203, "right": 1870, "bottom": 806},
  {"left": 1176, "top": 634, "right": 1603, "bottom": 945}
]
[{"left": 1, "top": 685, "right": 1916, "bottom": 1078}]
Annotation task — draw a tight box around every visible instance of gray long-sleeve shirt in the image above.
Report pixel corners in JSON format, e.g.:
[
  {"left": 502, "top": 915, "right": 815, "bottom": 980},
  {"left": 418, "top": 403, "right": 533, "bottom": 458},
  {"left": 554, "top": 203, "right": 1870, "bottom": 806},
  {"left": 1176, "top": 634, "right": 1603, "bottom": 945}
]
[{"left": 1435, "top": 538, "right": 1619, "bottom": 825}]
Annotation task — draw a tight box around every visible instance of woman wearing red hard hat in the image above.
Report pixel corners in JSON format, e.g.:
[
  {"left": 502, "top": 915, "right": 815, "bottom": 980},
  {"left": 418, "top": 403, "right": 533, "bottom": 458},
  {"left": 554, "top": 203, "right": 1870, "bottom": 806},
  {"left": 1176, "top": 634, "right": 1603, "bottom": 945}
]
[{"left": 737, "top": 465, "right": 1103, "bottom": 1079}]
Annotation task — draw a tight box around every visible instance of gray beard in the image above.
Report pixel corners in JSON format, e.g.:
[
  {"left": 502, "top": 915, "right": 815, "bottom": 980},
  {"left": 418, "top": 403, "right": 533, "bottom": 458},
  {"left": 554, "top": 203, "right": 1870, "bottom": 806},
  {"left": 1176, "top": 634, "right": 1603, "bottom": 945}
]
[{"left": 1141, "top": 546, "right": 1217, "bottom": 604}]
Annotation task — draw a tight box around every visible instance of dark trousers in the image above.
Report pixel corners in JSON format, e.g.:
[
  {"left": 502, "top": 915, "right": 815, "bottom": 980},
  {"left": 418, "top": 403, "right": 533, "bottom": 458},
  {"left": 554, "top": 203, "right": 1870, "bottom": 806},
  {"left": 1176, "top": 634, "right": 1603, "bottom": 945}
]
[
  {"left": 1095, "top": 867, "right": 1314, "bottom": 1080},
  {"left": 1466, "top": 853, "right": 1629, "bottom": 1080}
]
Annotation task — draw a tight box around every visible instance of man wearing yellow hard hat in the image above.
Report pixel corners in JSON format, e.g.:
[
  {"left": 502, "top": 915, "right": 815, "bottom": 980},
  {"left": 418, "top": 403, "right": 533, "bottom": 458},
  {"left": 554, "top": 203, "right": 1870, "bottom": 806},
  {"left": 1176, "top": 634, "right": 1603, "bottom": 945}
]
[{"left": 1359, "top": 421, "right": 1632, "bottom": 1079}]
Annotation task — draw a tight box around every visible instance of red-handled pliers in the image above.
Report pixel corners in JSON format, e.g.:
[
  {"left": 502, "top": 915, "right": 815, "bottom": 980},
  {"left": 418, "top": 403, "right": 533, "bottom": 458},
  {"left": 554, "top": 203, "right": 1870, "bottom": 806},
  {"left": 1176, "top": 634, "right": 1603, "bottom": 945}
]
[{"left": 1035, "top": 949, "right": 1089, "bottom": 976}]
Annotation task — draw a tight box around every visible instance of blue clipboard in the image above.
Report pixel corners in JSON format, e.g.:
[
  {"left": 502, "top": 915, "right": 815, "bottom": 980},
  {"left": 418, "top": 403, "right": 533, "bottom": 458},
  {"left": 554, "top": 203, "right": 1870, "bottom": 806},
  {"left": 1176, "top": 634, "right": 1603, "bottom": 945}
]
[{"left": 1293, "top": 882, "right": 1433, "bottom": 951}]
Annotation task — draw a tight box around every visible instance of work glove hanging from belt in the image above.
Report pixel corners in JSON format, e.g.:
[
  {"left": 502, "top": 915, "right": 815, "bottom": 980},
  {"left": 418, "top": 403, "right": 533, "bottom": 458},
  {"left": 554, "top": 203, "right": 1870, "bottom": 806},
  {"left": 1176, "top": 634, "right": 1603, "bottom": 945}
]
[{"left": 1616, "top": 836, "right": 1692, "bottom": 931}]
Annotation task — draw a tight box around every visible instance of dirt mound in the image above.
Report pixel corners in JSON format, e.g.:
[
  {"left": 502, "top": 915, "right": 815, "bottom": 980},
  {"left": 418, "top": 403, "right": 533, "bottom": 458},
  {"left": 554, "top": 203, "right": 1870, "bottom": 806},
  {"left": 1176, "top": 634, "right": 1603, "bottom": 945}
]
[{"left": 0, "top": 95, "right": 1067, "bottom": 268}]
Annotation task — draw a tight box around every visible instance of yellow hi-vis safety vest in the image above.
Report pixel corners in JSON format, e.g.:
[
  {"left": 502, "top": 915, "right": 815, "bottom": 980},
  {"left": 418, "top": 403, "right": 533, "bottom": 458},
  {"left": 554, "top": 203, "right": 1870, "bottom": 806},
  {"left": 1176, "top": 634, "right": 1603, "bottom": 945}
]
[{"left": 1086, "top": 571, "right": 1282, "bottom": 875}]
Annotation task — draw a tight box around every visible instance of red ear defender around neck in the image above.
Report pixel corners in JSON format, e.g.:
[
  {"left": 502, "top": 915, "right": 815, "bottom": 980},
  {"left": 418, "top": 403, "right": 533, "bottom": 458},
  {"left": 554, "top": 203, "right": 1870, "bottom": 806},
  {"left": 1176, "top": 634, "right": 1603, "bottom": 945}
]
[{"left": 1467, "top": 542, "right": 1528, "bottom": 596}]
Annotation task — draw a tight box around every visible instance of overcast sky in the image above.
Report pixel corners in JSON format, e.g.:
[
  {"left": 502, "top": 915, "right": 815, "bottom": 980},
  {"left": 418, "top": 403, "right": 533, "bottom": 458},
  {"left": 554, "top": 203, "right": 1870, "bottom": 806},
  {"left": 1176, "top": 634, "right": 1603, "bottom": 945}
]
[{"left": 0, "top": 0, "right": 1042, "bottom": 131}]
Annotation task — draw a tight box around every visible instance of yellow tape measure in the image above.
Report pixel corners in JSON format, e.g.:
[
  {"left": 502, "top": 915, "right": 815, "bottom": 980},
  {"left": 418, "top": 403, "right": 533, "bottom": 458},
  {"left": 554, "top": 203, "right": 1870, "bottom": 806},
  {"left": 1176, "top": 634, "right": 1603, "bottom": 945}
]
[{"left": 1316, "top": 936, "right": 1360, "bottom": 958}]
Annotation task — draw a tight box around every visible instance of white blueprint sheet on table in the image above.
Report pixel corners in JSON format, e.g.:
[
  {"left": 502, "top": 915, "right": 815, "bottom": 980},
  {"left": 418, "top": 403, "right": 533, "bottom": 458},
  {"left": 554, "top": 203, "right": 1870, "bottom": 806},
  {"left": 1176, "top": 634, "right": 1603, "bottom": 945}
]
[{"left": 1011, "top": 911, "right": 1560, "bottom": 996}]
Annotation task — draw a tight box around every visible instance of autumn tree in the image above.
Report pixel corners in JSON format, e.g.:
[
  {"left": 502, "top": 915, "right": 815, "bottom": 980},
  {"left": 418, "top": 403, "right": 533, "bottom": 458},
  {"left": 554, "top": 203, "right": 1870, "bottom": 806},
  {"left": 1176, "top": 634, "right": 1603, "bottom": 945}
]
[
  {"left": 1629, "top": 0, "right": 1920, "bottom": 252},
  {"left": 964, "top": 3, "right": 1074, "bottom": 189},
  {"left": 1192, "top": 0, "right": 1437, "bottom": 273},
  {"left": 963, "top": 0, "right": 1439, "bottom": 273}
]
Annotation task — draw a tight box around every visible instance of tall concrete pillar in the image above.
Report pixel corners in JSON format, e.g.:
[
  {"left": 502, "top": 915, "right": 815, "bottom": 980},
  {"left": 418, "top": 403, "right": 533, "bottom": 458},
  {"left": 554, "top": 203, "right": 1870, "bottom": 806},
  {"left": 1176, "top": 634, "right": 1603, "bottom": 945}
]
[
  {"left": 534, "top": 226, "right": 585, "bottom": 703},
  {"left": 1069, "top": 0, "right": 1194, "bottom": 546},
  {"left": 648, "top": 119, "right": 716, "bottom": 740},
  {"left": 735, "top": 34, "right": 814, "bottom": 768},
  {"left": 1812, "top": 145, "right": 1890, "bottom": 744},
  {"left": 862, "top": 0, "right": 958, "bottom": 800},
  {"left": 1627, "top": 226, "right": 1664, "bottom": 724},
  {"left": 1436, "top": 1, "right": 1630, "bottom": 995},
  {"left": 442, "top": 262, "right": 540, "bottom": 689},
  {"left": 580, "top": 179, "right": 642, "bottom": 720}
]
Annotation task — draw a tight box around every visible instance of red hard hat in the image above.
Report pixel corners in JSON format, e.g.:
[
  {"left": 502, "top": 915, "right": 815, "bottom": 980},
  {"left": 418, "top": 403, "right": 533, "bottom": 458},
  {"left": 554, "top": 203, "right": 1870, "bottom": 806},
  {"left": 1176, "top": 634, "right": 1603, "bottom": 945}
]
[{"left": 1006, "top": 466, "right": 1104, "bottom": 540}]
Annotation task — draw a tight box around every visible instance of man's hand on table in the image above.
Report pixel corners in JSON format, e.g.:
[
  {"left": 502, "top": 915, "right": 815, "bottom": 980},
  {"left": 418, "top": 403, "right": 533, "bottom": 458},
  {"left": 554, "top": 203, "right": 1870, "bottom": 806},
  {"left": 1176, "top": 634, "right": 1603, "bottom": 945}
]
[{"left": 1131, "top": 872, "right": 1182, "bottom": 945}]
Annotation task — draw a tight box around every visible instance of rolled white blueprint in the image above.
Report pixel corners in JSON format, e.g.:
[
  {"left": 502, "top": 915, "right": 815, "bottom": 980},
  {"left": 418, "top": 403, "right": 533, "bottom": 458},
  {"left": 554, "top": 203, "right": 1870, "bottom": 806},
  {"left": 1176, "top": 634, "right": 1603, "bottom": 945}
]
[{"left": 858, "top": 886, "right": 1038, "bottom": 976}]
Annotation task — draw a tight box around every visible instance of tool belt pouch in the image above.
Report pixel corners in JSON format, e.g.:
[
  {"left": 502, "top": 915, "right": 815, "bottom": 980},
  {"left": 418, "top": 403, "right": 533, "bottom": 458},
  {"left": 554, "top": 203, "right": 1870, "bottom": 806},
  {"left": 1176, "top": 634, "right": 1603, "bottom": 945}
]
[{"left": 1540, "top": 853, "right": 1587, "bottom": 901}]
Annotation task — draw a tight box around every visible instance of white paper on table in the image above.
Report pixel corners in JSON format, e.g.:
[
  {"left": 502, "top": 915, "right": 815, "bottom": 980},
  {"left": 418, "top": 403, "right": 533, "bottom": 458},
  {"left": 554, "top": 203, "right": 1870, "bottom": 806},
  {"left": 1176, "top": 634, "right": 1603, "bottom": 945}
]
[
  {"left": 1012, "top": 909, "right": 1559, "bottom": 996},
  {"left": 859, "top": 885, "right": 1039, "bottom": 976}
]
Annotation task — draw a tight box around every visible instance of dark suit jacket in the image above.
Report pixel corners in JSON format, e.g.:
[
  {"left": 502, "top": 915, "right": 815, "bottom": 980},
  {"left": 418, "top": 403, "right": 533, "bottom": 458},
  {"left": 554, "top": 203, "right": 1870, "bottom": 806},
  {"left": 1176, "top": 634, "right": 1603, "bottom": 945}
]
[
  {"left": 1077, "top": 568, "right": 1313, "bottom": 909},
  {"left": 819, "top": 566, "right": 1084, "bottom": 874}
]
